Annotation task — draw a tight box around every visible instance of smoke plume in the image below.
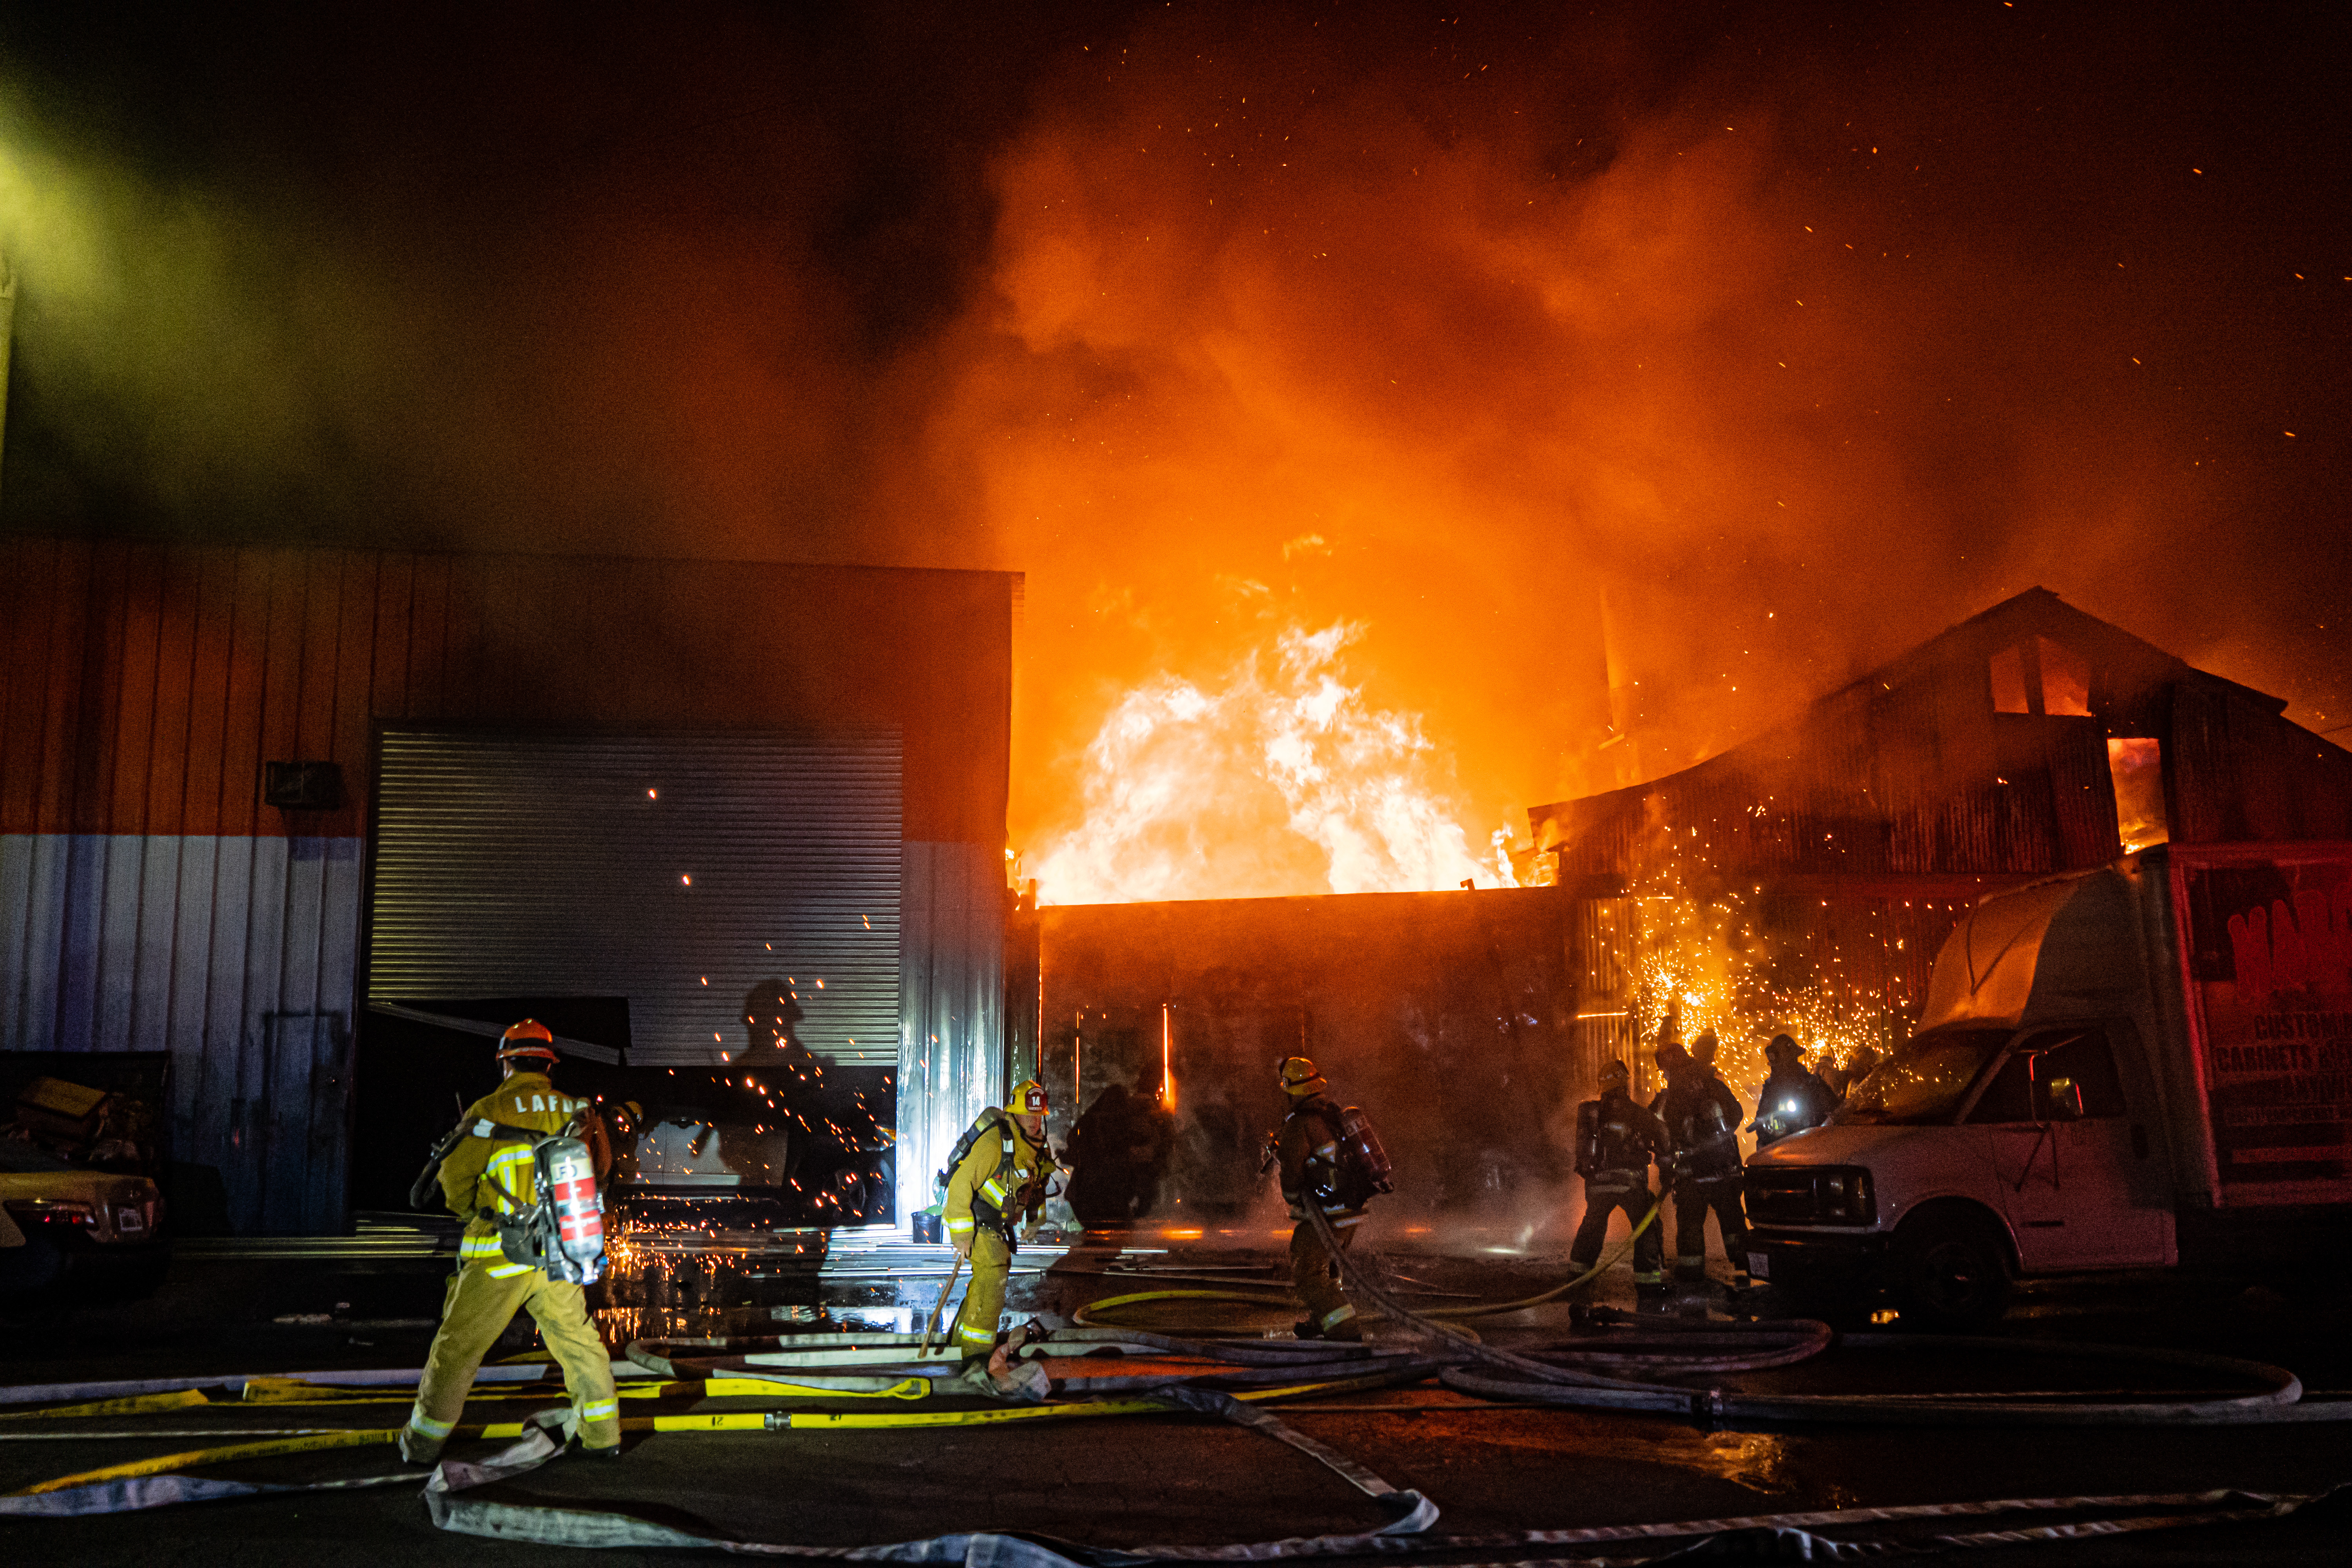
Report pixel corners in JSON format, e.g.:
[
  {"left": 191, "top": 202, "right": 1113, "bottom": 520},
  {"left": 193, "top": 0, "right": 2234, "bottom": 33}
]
[{"left": 0, "top": 4, "right": 2343, "bottom": 899}]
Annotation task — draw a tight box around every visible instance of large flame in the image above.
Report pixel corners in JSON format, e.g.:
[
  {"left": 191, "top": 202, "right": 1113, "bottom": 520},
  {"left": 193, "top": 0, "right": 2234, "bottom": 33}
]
[{"left": 1030, "top": 621, "right": 1521, "bottom": 904}]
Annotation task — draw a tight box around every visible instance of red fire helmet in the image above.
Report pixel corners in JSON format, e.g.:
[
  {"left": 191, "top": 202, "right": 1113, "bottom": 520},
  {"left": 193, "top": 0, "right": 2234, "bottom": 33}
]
[{"left": 497, "top": 1018, "right": 560, "bottom": 1064}]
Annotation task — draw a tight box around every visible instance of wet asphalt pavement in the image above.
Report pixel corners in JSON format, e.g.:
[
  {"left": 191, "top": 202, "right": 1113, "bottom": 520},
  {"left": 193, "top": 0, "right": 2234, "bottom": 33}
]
[{"left": 2, "top": 1229, "right": 2348, "bottom": 1566}]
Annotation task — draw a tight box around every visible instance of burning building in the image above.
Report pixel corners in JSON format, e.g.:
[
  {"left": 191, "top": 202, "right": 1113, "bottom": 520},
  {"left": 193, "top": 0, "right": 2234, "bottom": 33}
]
[
  {"left": 1531, "top": 587, "right": 2352, "bottom": 1107},
  {"left": 1023, "top": 589, "right": 2352, "bottom": 1230}
]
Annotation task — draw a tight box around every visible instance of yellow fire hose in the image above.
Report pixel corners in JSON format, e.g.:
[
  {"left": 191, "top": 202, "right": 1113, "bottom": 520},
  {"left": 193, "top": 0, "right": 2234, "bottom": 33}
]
[
  {"left": 7, "top": 1370, "right": 1395, "bottom": 1498},
  {"left": 1421, "top": 1193, "right": 1668, "bottom": 1319}
]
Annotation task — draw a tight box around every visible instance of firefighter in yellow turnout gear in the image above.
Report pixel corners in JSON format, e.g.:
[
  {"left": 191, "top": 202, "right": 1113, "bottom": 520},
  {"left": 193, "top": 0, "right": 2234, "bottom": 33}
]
[
  {"left": 400, "top": 1021, "right": 621, "bottom": 1465},
  {"left": 942, "top": 1080, "right": 1052, "bottom": 1360}
]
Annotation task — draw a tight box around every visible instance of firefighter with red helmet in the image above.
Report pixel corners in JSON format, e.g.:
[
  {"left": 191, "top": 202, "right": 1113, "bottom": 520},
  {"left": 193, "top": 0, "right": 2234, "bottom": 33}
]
[
  {"left": 1276, "top": 1056, "right": 1383, "bottom": 1341},
  {"left": 942, "top": 1078, "right": 1054, "bottom": 1361},
  {"left": 400, "top": 1021, "right": 620, "bottom": 1465},
  {"left": 1567, "top": 1058, "right": 1667, "bottom": 1297}
]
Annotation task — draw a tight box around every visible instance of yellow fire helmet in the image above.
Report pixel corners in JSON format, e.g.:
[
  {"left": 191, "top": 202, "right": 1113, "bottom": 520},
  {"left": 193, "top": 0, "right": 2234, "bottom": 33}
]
[
  {"left": 1278, "top": 1056, "right": 1327, "bottom": 1097},
  {"left": 1007, "top": 1079, "right": 1049, "bottom": 1118},
  {"left": 1598, "top": 1058, "right": 1631, "bottom": 1089}
]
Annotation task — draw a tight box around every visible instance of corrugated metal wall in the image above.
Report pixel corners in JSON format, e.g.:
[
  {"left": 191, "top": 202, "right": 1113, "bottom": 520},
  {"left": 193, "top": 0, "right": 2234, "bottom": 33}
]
[
  {"left": 0, "top": 833, "right": 361, "bottom": 1232},
  {"left": 2, "top": 537, "right": 1014, "bottom": 1234},
  {"left": 896, "top": 842, "right": 1007, "bottom": 1224},
  {"left": 369, "top": 729, "right": 904, "bottom": 1065},
  {"left": 2169, "top": 681, "right": 2352, "bottom": 844}
]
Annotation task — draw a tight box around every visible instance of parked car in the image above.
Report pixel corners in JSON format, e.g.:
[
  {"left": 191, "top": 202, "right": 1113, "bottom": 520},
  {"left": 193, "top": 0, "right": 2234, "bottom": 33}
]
[{"left": 0, "top": 1136, "right": 168, "bottom": 1299}]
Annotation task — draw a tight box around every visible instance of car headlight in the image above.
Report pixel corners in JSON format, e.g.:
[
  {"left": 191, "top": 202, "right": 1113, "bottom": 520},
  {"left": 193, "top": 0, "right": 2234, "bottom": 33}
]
[{"left": 1815, "top": 1169, "right": 1876, "bottom": 1225}]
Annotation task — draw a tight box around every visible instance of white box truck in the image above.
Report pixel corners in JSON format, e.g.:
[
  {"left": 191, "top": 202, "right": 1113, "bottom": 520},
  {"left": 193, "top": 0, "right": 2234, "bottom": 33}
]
[{"left": 1744, "top": 842, "right": 2352, "bottom": 1328}]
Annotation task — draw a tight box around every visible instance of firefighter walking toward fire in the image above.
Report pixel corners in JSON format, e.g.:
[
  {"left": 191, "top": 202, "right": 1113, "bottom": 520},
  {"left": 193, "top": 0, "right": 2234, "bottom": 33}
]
[
  {"left": 1274, "top": 1056, "right": 1392, "bottom": 1341},
  {"left": 1750, "top": 1033, "right": 1840, "bottom": 1149},
  {"left": 942, "top": 1079, "right": 1054, "bottom": 1363},
  {"left": 1657, "top": 1031, "right": 1752, "bottom": 1288},
  {"left": 402, "top": 1021, "right": 619, "bottom": 1465},
  {"left": 1567, "top": 1059, "right": 1668, "bottom": 1299}
]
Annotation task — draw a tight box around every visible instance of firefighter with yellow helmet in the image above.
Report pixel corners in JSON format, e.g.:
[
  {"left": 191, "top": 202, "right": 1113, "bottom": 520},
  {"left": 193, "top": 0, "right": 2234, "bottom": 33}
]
[
  {"left": 1276, "top": 1056, "right": 1389, "bottom": 1341},
  {"left": 400, "top": 1021, "right": 620, "bottom": 1465},
  {"left": 941, "top": 1078, "right": 1054, "bottom": 1360}
]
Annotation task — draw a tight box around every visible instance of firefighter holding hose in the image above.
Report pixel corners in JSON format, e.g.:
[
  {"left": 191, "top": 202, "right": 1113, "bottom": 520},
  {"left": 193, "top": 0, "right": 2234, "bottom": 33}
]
[
  {"left": 1657, "top": 1031, "right": 1751, "bottom": 1288},
  {"left": 1276, "top": 1056, "right": 1391, "bottom": 1341},
  {"left": 942, "top": 1079, "right": 1054, "bottom": 1361},
  {"left": 1567, "top": 1059, "right": 1668, "bottom": 1300},
  {"left": 400, "top": 1021, "right": 620, "bottom": 1465}
]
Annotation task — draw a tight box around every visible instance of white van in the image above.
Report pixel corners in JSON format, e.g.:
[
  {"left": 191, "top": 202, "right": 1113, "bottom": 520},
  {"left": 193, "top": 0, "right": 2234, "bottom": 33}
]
[{"left": 1744, "top": 842, "right": 2352, "bottom": 1328}]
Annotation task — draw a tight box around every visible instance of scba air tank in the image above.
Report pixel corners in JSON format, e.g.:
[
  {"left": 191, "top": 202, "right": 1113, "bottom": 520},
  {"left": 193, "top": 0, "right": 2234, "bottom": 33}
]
[
  {"left": 1335, "top": 1105, "right": 1395, "bottom": 1195},
  {"left": 537, "top": 1136, "right": 606, "bottom": 1284}
]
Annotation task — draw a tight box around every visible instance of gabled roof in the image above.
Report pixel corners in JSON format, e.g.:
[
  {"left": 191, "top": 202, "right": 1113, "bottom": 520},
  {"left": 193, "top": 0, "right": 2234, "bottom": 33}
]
[{"left": 1530, "top": 588, "right": 2290, "bottom": 831}]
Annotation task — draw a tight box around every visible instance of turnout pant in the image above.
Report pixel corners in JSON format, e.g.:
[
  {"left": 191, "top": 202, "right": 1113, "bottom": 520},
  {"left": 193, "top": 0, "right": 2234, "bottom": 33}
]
[
  {"left": 951, "top": 1229, "right": 1012, "bottom": 1358},
  {"left": 1290, "top": 1210, "right": 1363, "bottom": 1339},
  {"left": 1672, "top": 1172, "right": 1749, "bottom": 1281},
  {"left": 408, "top": 1261, "right": 619, "bottom": 1454},
  {"left": 1568, "top": 1175, "right": 1664, "bottom": 1286}
]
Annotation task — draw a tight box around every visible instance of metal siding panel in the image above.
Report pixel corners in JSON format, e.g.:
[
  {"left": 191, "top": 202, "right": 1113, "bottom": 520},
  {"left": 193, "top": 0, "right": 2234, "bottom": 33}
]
[
  {"left": 238, "top": 832, "right": 291, "bottom": 1206},
  {"left": 215, "top": 553, "right": 271, "bottom": 839},
  {"left": 143, "top": 550, "right": 203, "bottom": 838},
  {"left": 169, "top": 834, "right": 225, "bottom": 1178},
  {"left": 18, "top": 833, "right": 71, "bottom": 1046},
  {"left": 71, "top": 542, "right": 131, "bottom": 837},
  {"left": 51, "top": 832, "right": 105, "bottom": 1049},
  {"left": 370, "top": 730, "right": 903, "bottom": 1067},
  {"left": 296, "top": 553, "right": 344, "bottom": 762},
  {"left": 178, "top": 550, "right": 237, "bottom": 838},
  {"left": 370, "top": 554, "right": 413, "bottom": 731},
  {"left": 108, "top": 547, "right": 166, "bottom": 837},
  {"left": 33, "top": 541, "right": 92, "bottom": 835},
  {"left": 0, "top": 543, "right": 44, "bottom": 834},
  {"left": 203, "top": 834, "right": 257, "bottom": 1214},
  {"left": 333, "top": 554, "right": 379, "bottom": 829},
  {"left": 279, "top": 834, "right": 327, "bottom": 1024},
  {"left": 254, "top": 553, "right": 309, "bottom": 835},
  {"left": 91, "top": 834, "right": 145, "bottom": 1051},
  {"left": 0, "top": 834, "right": 40, "bottom": 1044},
  {"left": 405, "top": 555, "right": 450, "bottom": 719},
  {"left": 896, "top": 840, "right": 1005, "bottom": 1225}
]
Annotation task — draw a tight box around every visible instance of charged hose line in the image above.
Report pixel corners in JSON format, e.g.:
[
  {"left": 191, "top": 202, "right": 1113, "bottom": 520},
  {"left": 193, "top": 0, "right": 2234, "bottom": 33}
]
[
  {"left": 1073, "top": 1190, "right": 1668, "bottom": 1335},
  {"left": 1073, "top": 1287, "right": 1299, "bottom": 1330},
  {"left": 1417, "top": 1192, "right": 1666, "bottom": 1320},
  {"left": 1303, "top": 1203, "right": 2352, "bottom": 1425},
  {"left": 1438, "top": 1336, "right": 2343, "bottom": 1426}
]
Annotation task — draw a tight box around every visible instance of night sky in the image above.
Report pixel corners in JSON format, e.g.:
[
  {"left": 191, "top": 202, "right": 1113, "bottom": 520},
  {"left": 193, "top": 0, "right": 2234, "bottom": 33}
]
[{"left": 1, "top": 3, "right": 2344, "bottom": 890}]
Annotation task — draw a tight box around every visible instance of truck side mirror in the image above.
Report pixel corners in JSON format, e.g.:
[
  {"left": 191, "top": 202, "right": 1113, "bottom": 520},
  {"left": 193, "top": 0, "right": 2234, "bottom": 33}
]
[{"left": 2041, "top": 1077, "right": 2083, "bottom": 1122}]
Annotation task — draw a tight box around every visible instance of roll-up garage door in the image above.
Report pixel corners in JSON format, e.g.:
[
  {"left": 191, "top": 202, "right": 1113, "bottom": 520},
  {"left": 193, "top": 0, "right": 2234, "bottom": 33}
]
[{"left": 368, "top": 729, "right": 901, "bottom": 1065}]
